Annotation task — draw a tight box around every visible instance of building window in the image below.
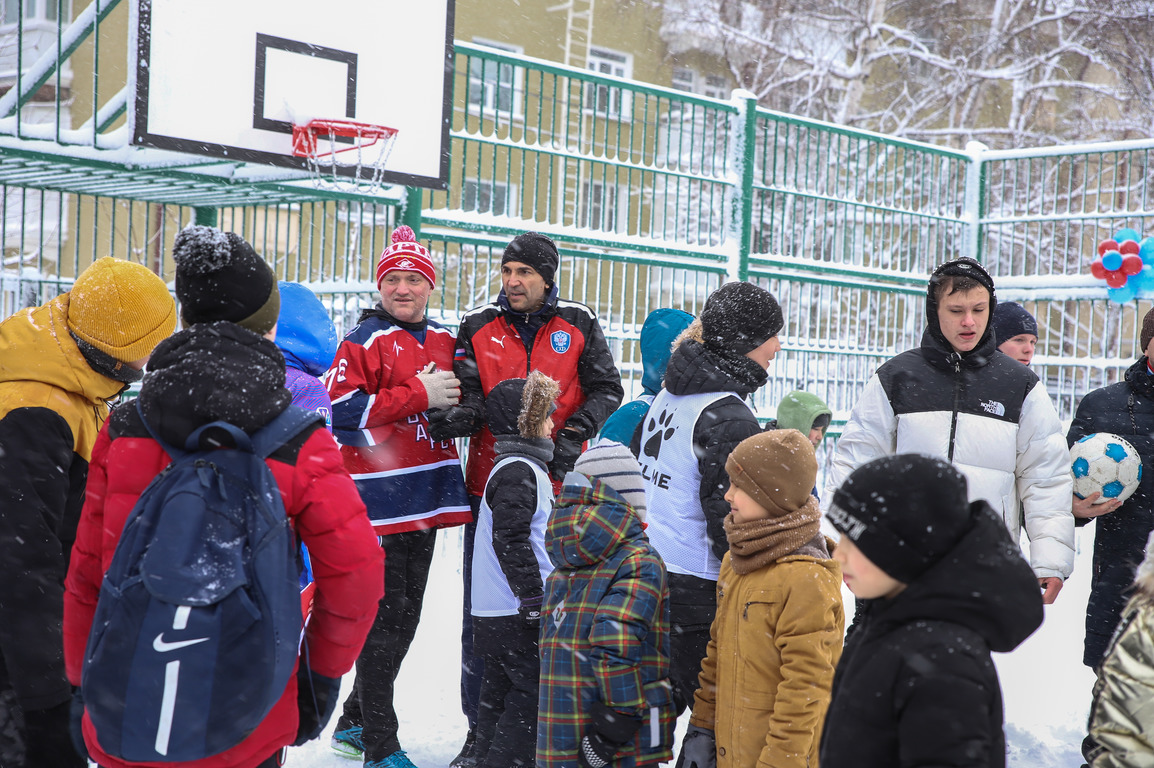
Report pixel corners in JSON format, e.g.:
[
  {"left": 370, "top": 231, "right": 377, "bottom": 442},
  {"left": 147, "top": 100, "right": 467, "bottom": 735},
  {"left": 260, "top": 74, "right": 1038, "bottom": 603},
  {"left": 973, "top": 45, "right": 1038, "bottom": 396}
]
[
  {"left": 462, "top": 178, "right": 515, "bottom": 217},
  {"left": 580, "top": 179, "right": 619, "bottom": 232},
  {"left": 672, "top": 67, "right": 695, "bottom": 93},
  {"left": 3, "top": 0, "right": 70, "bottom": 24},
  {"left": 703, "top": 74, "right": 728, "bottom": 99},
  {"left": 586, "top": 47, "right": 632, "bottom": 119},
  {"left": 467, "top": 39, "right": 523, "bottom": 118}
]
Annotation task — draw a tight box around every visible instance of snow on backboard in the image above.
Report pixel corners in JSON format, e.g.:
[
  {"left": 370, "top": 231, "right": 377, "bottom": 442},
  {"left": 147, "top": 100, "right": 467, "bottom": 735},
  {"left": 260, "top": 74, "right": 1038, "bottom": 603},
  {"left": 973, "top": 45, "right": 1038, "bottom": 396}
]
[{"left": 132, "top": 0, "right": 453, "bottom": 189}]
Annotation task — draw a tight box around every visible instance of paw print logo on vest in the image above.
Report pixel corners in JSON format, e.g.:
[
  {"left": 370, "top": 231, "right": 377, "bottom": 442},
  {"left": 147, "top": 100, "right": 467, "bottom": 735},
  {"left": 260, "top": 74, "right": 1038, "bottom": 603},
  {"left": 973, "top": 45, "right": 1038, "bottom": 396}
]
[{"left": 643, "top": 408, "right": 675, "bottom": 460}]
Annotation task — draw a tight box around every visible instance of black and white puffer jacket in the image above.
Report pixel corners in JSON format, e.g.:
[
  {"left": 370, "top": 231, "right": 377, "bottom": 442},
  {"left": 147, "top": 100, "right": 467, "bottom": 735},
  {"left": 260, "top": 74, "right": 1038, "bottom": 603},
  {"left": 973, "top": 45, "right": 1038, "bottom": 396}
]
[{"left": 824, "top": 295, "right": 1073, "bottom": 580}]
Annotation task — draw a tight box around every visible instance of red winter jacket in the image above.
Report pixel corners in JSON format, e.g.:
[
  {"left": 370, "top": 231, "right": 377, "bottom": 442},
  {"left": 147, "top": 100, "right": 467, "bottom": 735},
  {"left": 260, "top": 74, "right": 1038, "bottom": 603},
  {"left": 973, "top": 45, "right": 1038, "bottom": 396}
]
[
  {"left": 63, "top": 324, "right": 384, "bottom": 768},
  {"left": 454, "top": 288, "right": 623, "bottom": 495}
]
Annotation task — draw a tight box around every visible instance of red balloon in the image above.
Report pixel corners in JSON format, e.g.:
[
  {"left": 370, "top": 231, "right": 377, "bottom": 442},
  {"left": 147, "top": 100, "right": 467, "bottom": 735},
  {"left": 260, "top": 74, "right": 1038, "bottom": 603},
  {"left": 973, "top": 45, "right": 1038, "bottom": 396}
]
[
  {"left": 1106, "top": 270, "right": 1129, "bottom": 288},
  {"left": 1091, "top": 259, "right": 1108, "bottom": 279},
  {"left": 1123, "top": 254, "right": 1144, "bottom": 275},
  {"left": 1121, "top": 240, "right": 1142, "bottom": 255},
  {"left": 1099, "top": 239, "right": 1121, "bottom": 256}
]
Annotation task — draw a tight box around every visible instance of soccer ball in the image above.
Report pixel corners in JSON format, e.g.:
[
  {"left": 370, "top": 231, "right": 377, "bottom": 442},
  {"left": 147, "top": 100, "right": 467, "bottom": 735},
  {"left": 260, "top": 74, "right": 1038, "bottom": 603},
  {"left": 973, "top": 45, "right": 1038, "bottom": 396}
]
[{"left": 1070, "top": 432, "right": 1143, "bottom": 505}]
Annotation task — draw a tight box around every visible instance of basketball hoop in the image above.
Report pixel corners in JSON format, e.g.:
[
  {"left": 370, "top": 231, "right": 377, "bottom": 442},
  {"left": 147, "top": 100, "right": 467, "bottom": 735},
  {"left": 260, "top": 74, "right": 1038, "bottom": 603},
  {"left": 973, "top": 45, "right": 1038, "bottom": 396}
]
[{"left": 291, "top": 118, "right": 399, "bottom": 191}]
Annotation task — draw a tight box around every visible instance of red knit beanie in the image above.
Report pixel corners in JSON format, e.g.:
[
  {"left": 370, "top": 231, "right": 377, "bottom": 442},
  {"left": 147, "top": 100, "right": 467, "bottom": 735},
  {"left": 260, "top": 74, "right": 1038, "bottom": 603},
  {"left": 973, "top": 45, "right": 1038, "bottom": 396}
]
[{"left": 376, "top": 226, "right": 436, "bottom": 289}]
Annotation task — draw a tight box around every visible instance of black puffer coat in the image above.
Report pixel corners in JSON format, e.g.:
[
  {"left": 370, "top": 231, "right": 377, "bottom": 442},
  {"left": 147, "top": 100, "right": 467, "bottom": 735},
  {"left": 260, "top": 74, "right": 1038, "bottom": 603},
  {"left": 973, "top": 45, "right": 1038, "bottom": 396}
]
[
  {"left": 1067, "top": 356, "right": 1154, "bottom": 669},
  {"left": 820, "top": 503, "right": 1043, "bottom": 768}
]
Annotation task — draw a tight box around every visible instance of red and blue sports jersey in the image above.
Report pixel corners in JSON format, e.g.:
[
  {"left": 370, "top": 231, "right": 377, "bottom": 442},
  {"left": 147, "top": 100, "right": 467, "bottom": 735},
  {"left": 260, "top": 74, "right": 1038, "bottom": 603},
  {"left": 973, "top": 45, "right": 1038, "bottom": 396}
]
[{"left": 325, "top": 310, "right": 470, "bottom": 535}]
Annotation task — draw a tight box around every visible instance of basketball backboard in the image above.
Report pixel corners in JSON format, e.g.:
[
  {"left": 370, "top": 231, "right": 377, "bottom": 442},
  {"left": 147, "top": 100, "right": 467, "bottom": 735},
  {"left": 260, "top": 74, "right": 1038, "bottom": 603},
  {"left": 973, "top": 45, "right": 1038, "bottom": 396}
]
[{"left": 133, "top": 0, "right": 454, "bottom": 189}]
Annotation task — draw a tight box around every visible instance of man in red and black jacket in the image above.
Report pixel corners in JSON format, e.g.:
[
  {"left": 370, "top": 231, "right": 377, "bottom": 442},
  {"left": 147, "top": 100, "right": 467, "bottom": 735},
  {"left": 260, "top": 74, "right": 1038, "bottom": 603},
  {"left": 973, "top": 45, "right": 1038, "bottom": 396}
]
[{"left": 428, "top": 230, "right": 622, "bottom": 766}]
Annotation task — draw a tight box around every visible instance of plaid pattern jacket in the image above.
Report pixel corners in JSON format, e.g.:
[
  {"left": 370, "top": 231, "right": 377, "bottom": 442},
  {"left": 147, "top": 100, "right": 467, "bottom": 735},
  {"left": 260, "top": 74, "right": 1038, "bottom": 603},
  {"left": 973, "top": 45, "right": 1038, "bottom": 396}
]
[{"left": 537, "top": 476, "right": 674, "bottom": 768}]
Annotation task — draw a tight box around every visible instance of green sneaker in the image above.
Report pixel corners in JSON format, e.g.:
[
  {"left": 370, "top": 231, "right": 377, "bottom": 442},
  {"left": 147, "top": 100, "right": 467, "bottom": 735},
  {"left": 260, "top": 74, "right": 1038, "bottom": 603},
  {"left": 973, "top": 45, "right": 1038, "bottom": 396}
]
[{"left": 330, "top": 725, "right": 364, "bottom": 760}]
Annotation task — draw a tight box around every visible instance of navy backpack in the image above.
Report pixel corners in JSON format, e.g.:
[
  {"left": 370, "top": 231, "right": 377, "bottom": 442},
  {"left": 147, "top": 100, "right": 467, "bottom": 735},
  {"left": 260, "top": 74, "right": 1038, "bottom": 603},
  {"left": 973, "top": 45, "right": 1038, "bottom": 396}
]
[{"left": 81, "top": 402, "right": 321, "bottom": 762}]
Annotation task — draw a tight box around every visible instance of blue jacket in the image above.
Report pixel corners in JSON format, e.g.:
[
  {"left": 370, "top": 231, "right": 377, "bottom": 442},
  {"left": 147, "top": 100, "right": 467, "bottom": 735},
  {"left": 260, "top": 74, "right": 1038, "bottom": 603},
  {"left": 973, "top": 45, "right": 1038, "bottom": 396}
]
[
  {"left": 598, "top": 308, "right": 693, "bottom": 447},
  {"left": 275, "top": 281, "right": 339, "bottom": 378}
]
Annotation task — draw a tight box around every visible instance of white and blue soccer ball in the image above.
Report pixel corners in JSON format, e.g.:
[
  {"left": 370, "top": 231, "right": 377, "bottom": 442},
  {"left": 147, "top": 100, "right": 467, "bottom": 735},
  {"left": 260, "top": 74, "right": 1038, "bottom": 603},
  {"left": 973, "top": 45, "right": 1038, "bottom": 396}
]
[{"left": 1070, "top": 432, "right": 1143, "bottom": 505}]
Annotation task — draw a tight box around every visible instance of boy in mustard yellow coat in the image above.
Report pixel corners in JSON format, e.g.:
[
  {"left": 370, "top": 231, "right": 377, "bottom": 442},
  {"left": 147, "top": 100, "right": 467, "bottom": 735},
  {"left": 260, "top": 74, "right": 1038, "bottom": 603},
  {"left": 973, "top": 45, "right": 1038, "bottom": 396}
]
[{"left": 679, "top": 429, "right": 844, "bottom": 768}]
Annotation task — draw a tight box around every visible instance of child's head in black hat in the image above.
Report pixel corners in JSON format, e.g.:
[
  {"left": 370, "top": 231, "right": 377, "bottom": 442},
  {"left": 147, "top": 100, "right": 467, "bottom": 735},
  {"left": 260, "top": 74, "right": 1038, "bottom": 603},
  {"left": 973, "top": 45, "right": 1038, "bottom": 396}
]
[
  {"left": 699, "top": 281, "right": 784, "bottom": 369},
  {"left": 173, "top": 225, "right": 280, "bottom": 335},
  {"left": 992, "top": 301, "right": 1038, "bottom": 366},
  {"left": 828, "top": 454, "right": 974, "bottom": 599}
]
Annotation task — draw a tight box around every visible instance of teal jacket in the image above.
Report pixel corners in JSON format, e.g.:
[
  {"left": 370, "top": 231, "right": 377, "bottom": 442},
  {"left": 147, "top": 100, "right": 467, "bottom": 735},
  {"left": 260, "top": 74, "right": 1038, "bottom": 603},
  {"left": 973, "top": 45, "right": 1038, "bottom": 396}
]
[{"left": 598, "top": 308, "right": 693, "bottom": 447}]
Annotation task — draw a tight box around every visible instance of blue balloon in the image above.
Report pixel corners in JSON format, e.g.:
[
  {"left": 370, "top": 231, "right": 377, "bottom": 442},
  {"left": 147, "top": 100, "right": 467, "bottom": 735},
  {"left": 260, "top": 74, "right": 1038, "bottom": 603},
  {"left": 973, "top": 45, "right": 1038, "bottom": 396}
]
[
  {"left": 1102, "top": 250, "right": 1124, "bottom": 271},
  {"left": 1136, "top": 266, "right": 1154, "bottom": 296},
  {"left": 1109, "top": 283, "right": 1138, "bottom": 303},
  {"left": 1115, "top": 227, "right": 1142, "bottom": 244},
  {"left": 1140, "top": 237, "right": 1154, "bottom": 266}
]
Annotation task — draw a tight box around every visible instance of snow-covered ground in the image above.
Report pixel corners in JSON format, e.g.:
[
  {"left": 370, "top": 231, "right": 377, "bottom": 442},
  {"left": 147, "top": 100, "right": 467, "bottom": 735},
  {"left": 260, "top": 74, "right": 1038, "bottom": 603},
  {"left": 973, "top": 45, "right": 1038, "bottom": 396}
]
[{"left": 287, "top": 522, "right": 1100, "bottom": 768}]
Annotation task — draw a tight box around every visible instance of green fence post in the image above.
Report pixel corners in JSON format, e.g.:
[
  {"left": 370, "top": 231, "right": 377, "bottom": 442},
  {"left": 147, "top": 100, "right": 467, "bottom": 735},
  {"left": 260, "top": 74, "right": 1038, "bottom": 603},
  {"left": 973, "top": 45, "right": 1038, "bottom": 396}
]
[
  {"left": 963, "top": 141, "right": 988, "bottom": 263},
  {"left": 733, "top": 90, "right": 758, "bottom": 283},
  {"left": 194, "top": 207, "right": 218, "bottom": 227},
  {"left": 401, "top": 187, "right": 423, "bottom": 238}
]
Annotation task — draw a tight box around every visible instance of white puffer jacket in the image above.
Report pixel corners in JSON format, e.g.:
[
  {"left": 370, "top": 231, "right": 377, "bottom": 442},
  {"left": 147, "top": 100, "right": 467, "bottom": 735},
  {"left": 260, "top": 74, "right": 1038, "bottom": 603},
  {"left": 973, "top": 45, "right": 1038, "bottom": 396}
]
[{"left": 823, "top": 329, "right": 1074, "bottom": 580}]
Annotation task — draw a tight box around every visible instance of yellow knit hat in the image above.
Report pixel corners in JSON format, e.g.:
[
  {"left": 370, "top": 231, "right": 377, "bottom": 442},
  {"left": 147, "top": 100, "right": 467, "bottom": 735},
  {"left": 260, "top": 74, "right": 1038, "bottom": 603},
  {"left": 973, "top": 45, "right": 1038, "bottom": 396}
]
[{"left": 67, "top": 257, "right": 177, "bottom": 362}]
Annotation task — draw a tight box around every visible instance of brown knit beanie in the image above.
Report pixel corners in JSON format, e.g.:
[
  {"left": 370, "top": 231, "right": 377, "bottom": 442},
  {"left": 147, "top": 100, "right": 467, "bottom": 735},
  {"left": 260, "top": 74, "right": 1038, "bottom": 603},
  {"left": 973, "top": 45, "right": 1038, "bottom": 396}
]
[
  {"left": 725, "top": 429, "right": 818, "bottom": 517},
  {"left": 1142, "top": 307, "right": 1154, "bottom": 354},
  {"left": 67, "top": 257, "right": 177, "bottom": 362}
]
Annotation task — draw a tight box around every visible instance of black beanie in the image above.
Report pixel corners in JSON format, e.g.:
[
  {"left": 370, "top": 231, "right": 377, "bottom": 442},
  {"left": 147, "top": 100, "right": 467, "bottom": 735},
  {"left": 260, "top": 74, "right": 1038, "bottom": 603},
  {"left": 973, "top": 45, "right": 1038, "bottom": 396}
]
[
  {"left": 503, "top": 232, "right": 559, "bottom": 287},
  {"left": 174, "top": 225, "right": 280, "bottom": 334},
  {"left": 828, "top": 454, "right": 975, "bottom": 584},
  {"left": 700, "top": 281, "right": 784, "bottom": 355},
  {"left": 992, "top": 302, "right": 1038, "bottom": 345},
  {"left": 486, "top": 378, "right": 527, "bottom": 437}
]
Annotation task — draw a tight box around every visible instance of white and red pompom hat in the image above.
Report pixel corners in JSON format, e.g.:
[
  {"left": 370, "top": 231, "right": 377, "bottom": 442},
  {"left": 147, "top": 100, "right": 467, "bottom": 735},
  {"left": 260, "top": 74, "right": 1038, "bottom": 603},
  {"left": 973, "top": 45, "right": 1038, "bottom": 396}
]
[{"left": 375, "top": 226, "right": 436, "bottom": 289}]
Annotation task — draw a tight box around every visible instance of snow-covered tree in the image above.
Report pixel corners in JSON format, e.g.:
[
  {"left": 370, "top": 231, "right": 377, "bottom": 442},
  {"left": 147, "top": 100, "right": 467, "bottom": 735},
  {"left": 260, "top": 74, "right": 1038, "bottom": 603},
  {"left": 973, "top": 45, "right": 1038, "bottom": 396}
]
[{"left": 655, "top": 0, "right": 1154, "bottom": 149}]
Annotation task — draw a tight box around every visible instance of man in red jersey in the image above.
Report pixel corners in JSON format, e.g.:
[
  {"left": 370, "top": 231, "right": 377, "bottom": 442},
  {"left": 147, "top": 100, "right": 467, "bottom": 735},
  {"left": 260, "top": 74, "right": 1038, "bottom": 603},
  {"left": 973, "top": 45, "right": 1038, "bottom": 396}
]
[
  {"left": 324, "top": 226, "right": 470, "bottom": 768},
  {"left": 428, "top": 230, "right": 622, "bottom": 766}
]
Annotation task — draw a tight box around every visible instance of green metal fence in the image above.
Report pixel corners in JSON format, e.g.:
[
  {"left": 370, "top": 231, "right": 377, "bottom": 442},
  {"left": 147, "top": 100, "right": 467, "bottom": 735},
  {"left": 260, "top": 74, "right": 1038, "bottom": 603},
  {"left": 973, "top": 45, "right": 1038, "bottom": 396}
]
[{"left": 2, "top": 29, "right": 1153, "bottom": 479}]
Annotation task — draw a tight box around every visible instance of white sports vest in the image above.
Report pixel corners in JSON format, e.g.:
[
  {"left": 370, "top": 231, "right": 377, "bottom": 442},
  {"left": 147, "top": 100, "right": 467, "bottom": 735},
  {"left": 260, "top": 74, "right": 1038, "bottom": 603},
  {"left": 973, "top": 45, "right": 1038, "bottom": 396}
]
[
  {"left": 640, "top": 389, "right": 754, "bottom": 580},
  {"left": 471, "top": 456, "right": 554, "bottom": 617}
]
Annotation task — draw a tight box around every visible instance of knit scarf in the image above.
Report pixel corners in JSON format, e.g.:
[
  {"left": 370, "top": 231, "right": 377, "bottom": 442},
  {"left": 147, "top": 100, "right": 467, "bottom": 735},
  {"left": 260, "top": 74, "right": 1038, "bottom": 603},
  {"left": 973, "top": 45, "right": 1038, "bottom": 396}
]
[{"left": 723, "top": 496, "right": 823, "bottom": 575}]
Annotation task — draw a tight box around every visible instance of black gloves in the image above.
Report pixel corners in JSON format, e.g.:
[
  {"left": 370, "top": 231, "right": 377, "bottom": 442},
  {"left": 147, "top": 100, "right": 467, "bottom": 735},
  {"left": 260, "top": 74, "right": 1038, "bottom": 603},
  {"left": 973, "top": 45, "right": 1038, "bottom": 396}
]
[
  {"left": 579, "top": 700, "right": 642, "bottom": 768},
  {"left": 677, "top": 724, "right": 716, "bottom": 768},
  {"left": 68, "top": 688, "right": 90, "bottom": 764},
  {"left": 24, "top": 698, "right": 87, "bottom": 767},
  {"left": 427, "top": 406, "right": 478, "bottom": 442},
  {"left": 550, "top": 429, "right": 585, "bottom": 481},
  {"left": 519, "top": 594, "right": 544, "bottom": 630},
  {"left": 293, "top": 664, "right": 342, "bottom": 746}
]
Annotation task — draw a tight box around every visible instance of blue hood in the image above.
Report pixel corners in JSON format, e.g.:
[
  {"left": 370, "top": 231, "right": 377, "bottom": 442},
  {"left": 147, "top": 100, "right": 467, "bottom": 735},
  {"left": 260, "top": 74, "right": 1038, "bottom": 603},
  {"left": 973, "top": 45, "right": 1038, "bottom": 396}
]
[
  {"left": 640, "top": 308, "right": 694, "bottom": 395},
  {"left": 274, "top": 281, "right": 339, "bottom": 377}
]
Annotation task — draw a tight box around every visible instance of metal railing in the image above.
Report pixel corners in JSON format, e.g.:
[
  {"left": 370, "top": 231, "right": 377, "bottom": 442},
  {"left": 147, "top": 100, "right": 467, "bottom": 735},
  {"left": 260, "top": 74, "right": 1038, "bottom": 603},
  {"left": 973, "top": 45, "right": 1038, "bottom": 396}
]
[{"left": 2, "top": 34, "right": 1152, "bottom": 485}]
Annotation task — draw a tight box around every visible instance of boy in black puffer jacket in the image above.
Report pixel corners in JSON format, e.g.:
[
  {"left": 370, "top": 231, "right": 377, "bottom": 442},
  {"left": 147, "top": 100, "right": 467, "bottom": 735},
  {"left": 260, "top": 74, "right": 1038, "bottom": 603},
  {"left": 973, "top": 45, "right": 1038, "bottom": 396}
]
[
  {"left": 1068, "top": 306, "right": 1154, "bottom": 670},
  {"left": 822, "top": 454, "right": 1043, "bottom": 768},
  {"left": 471, "top": 370, "right": 560, "bottom": 768}
]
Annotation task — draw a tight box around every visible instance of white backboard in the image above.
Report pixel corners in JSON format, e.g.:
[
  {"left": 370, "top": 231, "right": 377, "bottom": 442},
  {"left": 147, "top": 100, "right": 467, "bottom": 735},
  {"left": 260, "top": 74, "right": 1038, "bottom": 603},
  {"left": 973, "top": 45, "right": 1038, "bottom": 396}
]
[{"left": 133, "top": 0, "right": 454, "bottom": 189}]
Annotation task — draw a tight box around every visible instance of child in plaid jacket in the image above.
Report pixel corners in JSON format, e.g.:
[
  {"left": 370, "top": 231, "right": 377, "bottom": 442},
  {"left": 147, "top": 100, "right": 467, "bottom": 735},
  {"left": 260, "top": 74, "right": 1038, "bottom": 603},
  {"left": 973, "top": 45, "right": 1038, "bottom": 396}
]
[{"left": 537, "top": 442, "right": 674, "bottom": 768}]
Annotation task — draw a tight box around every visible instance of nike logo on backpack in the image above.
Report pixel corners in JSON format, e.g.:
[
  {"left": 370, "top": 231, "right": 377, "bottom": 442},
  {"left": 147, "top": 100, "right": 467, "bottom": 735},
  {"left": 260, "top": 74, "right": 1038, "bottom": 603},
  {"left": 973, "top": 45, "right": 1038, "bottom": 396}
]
[{"left": 152, "top": 634, "right": 209, "bottom": 653}]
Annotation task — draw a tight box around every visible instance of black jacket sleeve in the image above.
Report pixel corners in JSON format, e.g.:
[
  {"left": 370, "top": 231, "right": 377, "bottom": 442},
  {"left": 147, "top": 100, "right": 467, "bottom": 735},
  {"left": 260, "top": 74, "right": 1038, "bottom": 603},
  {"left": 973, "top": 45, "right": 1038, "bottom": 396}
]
[
  {"left": 564, "top": 318, "right": 624, "bottom": 441},
  {"left": 486, "top": 461, "right": 546, "bottom": 601},
  {"left": 0, "top": 406, "right": 82, "bottom": 711},
  {"left": 692, "top": 396, "right": 762, "bottom": 562}
]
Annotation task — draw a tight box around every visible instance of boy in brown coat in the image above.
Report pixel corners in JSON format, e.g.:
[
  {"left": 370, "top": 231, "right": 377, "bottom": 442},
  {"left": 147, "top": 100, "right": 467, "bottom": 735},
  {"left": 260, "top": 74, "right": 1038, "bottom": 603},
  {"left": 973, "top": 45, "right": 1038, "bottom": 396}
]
[{"left": 679, "top": 429, "right": 845, "bottom": 768}]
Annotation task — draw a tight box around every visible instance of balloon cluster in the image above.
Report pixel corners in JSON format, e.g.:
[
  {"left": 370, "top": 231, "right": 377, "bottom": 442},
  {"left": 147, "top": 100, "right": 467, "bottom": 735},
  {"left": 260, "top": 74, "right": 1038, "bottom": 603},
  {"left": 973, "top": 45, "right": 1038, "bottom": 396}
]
[{"left": 1092, "top": 228, "right": 1154, "bottom": 303}]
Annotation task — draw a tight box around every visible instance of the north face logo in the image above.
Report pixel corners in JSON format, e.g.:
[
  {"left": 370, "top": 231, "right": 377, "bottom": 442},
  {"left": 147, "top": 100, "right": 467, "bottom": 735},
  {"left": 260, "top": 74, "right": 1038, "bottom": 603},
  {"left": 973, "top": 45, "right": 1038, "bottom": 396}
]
[{"left": 980, "top": 400, "right": 1006, "bottom": 416}]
